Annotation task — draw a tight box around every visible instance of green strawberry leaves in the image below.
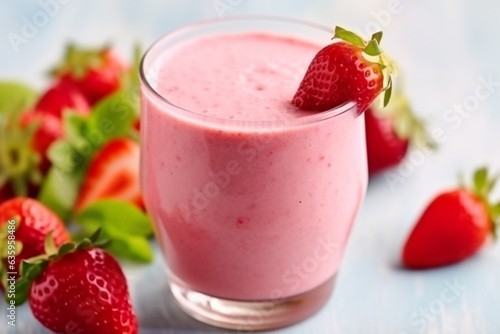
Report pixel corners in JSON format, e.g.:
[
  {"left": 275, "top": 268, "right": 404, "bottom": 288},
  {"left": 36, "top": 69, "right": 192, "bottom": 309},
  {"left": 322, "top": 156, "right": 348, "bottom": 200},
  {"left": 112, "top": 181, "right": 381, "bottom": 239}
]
[
  {"left": 74, "top": 200, "right": 154, "bottom": 263},
  {"left": 87, "top": 91, "right": 138, "bottom": 141},
  {"left": 364, "top": 38, "right": 383, "bottom": 57},
  {"left": 333, "top": 26, "right": 365, "bottom": 47}
]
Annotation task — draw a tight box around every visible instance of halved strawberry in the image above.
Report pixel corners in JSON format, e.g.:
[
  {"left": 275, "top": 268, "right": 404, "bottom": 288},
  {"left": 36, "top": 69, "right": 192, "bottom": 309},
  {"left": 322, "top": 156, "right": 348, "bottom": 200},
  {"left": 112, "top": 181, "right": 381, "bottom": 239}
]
[
  {"left": 75, "top": 138, "right": 143, "bottom": 212},
  {"left": 292, "top": 27, "right": 396, "bottom": 114},
  {"left": 35, "top": 80, "right": 90, "bottom": 119},
  {"left": 51, "top": 44, "right": 128, "bottom": 104}
]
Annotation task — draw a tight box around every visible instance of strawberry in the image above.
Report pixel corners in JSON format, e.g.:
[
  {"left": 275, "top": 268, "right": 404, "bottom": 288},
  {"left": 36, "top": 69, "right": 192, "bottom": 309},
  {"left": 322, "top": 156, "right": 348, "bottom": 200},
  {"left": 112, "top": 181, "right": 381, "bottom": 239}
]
[
  {"left": 35, "top": 80, "right": 90, "bottom": 119},
  {"left": 365, "top": 90, "right": 434, "bottom": 176},
  {"left": 0, "top": 198, "right": 71, "bottom": 282},
  {"left": 365, "top": 106, "right": 408, "bottom": 175},
  {"left": 20, "top": 110, "right": 64, "bottom": 172},
  {"left": 402, "top": 168, "right": 499, "bottom": 269},
  {"left": 13, "top": 230, "right": 138, "bottom": 334},
  {"left": 75, "top": 138, "right": 143, "bottom": 212},
  {"left": 52, "top": 44, "right": 127, "bottom": 104},
  {"left": 293, "top": 27, "right": 396, "bottom": 114}
]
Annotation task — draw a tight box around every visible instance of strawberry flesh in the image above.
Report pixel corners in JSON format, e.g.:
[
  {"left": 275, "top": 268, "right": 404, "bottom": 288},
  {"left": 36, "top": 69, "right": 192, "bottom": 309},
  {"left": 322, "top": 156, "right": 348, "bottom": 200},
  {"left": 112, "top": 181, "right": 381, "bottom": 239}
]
[{"left": 75, "top": 138, "right": 143, "bottom": 212}]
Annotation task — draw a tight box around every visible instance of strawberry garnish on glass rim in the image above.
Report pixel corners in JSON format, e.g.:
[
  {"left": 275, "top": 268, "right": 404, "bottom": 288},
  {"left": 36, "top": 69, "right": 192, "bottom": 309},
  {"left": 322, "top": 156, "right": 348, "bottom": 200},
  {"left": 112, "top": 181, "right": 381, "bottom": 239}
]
[{"left": 292, "top": 26, "right": 397, "bottom": 114}]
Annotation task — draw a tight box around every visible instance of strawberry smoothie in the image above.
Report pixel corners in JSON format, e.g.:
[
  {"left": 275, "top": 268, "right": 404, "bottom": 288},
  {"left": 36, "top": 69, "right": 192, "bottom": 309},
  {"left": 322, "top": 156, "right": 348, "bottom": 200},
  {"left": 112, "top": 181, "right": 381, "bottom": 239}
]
[{"left": 140, "top": 17, "right": 368, "bottom": 329}]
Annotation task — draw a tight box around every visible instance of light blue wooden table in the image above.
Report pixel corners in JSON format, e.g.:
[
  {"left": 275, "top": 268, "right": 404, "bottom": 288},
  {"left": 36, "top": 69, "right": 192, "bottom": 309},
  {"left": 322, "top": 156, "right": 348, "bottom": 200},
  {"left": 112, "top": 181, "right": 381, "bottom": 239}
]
[{"left": 1, "top": 0, "right": 500, "bottom": 333}]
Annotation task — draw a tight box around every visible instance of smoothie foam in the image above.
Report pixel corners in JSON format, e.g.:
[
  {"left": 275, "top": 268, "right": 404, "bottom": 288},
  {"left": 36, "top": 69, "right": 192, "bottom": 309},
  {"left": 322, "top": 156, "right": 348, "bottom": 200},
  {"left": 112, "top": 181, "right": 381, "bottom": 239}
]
[{"left": 141, "top": 33, "right": 367, "bottom": 300}]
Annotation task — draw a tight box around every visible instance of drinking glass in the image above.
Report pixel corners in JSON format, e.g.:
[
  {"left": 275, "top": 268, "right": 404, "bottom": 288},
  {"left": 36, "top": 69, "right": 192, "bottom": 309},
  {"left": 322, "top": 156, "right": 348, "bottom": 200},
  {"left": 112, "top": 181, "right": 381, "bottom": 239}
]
[{"left": 140, "top": 16, "right": 368, "bottom": 331}]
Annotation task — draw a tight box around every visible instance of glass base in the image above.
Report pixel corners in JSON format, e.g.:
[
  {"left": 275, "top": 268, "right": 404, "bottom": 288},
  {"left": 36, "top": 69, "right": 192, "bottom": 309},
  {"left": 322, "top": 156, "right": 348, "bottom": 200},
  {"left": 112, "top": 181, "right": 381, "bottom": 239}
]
[{"left": 169, "top": 275, "right": 336, "bottom": 331}]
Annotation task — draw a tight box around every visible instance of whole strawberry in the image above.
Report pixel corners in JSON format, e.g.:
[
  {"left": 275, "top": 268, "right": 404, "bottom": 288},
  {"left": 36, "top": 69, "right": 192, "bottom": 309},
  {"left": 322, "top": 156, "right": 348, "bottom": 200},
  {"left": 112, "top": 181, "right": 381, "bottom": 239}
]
[
  {"left": 35, "top": 80, "right": 91, "bottom": 119},
  {"left": 0, "top": 198, "right": 71, "bottom": 279},
  {"left": 292, "top": 27, "right": 395, "bottom": 113},
  {"left": 51, "top": 44, "right": 127, "bottom": 104},
  {"left": 402, "top": 168, "right": 498, "bottom": 269},
  {"left": 365, "top": 91, "right": 434, "bottom": 176},
  {"left": 15, "top": 231, "right": 138, "bottom": 334}
]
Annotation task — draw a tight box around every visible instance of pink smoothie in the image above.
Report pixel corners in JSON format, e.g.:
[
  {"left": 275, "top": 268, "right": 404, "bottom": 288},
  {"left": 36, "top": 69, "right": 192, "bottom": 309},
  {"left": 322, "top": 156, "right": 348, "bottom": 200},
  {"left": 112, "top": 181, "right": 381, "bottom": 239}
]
[{"left": 141, "top": 33, "right": 367, "bottom": 300}]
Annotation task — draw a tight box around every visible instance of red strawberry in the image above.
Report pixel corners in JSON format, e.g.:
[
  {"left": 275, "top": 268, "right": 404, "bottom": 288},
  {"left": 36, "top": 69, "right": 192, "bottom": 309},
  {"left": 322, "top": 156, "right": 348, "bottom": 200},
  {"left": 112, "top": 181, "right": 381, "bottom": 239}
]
[
  {"left": 365, "top": 91, "right": 434, "bottom": 176},
  {"left": 402, "top": 168, "right": 498, "bottom": 269},
  {"left": 20, "top": 110, "right": 64, "bottom": 172},
  {"left": 75, "top": 138, "right": 143, "bottom": 212},
  {"left": 0, "top": 198, "right": 71, "bottom": 280},
  {"left": 293, "top": 27, "right": 395, "bottom": 114},
  {"left": 365, "top": 107, "right": 408, "bottom": 175},
  {"left": 13, "top": 231, "right": 137, "bottom": 334},
  {"left": 35, "top": 80, "right": 90, "bottom": 119},
  {"left": 52, "top": 44, "right": 127, "bottom": 104}
]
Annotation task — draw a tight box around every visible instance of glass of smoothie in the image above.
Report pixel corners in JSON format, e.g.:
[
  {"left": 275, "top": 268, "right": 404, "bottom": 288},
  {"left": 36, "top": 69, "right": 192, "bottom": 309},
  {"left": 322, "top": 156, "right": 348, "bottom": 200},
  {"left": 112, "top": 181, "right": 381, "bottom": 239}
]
[{"left": 140, "top": 16, "right": 368, "bottom": 331}]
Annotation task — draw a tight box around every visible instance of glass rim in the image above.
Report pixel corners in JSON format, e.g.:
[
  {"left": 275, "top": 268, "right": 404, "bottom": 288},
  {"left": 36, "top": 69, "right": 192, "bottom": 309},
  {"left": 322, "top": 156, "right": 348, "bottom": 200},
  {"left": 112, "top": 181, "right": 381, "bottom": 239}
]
[{"left": 139, "top": 15, "right": 357, "bottom": 128}]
